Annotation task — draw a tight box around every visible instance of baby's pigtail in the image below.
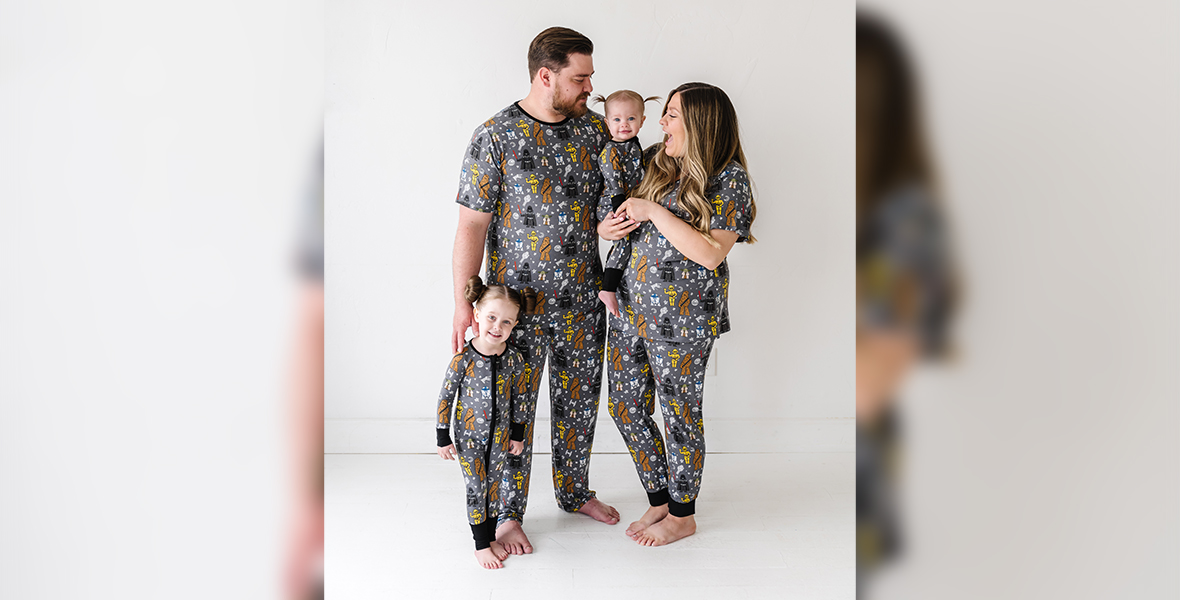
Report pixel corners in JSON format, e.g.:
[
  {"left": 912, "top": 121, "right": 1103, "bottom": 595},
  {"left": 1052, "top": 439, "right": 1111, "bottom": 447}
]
[
  {"left": 644, "top": 95, "right": 663, "bottom": 105},
  {"left": 591, "top": 94, "right": 607, "bottom": 106}
]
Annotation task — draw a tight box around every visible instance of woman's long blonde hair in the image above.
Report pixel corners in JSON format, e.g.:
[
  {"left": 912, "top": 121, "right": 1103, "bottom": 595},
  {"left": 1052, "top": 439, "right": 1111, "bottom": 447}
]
[{"left": 635, "top": 82, "right": 757, "bottom": 245}]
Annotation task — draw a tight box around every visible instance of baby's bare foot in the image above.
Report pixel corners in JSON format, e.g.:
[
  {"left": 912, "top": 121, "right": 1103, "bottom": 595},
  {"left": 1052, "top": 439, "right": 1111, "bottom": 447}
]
[
  {"left": 489, "top": 540, "right": 509, "bottom": 561},
  {"left": 495, "top": 520, "right": 533, "bottom": 555},
  {"left": 637, "top": 514, "right": 696, "bottom": 546},
  {"left": 625, "top": 504, "right": 669, "bottom": 539},
  {"left": 576, "top": 497, "right": 620, "bottom": 525},
  {"left": 474, "top": 547, "right": 503, "bottom": 569}
]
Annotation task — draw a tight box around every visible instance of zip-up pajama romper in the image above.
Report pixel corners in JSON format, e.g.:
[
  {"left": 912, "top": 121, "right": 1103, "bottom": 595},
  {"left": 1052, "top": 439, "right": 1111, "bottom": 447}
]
[{"left": 436, "top": 343, "right": 530, "bottom": 550}]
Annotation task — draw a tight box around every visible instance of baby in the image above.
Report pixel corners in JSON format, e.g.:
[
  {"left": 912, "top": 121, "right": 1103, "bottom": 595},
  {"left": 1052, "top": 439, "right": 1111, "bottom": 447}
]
[
  {"left": 436, "top": 276, "right": 535, "bottom": 569},
  {"left": 594, "top": 90, "right": 660, "bottom": 317}
]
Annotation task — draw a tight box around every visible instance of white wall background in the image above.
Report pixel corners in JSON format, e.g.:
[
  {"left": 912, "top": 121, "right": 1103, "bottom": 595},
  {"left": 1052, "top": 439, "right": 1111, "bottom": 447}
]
[{"left": 326, "top": 0, "right": 854, "bottom": 453}]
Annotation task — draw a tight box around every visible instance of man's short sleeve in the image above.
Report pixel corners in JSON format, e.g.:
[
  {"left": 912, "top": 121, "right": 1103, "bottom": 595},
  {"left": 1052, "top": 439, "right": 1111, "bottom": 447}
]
[
  {"left": 707, "top": 164, "right": 754, "bottom": 242},
  {"left": 456, "top": 125, "right": 502, "bottom": 213}
]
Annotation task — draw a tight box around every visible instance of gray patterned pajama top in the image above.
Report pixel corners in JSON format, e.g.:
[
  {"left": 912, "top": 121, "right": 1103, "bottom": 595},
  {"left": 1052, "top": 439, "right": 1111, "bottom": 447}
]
[{"left": 613, "top": 161, "right": 754, "bottom": 341}]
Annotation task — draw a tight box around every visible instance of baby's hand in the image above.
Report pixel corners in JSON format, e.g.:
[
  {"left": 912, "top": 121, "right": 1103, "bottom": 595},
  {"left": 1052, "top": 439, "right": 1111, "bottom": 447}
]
[
  {"left": 509, "top": 440, "right": 524, "bottom": 456},
  {"left": 437, "top": 444, "right": 457, "bottom": 460},
  {"left": 598, "top": 290, "right": 620, "bottom": 318}
]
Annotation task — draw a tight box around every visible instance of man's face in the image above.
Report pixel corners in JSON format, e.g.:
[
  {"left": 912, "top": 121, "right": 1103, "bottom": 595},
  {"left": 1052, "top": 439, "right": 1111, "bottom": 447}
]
[
  {"left": 606, "top": 99, "right": 645, "bottom": 141},
  {"left": 550, "top": 53, "right": 594, "bottom": 119}
]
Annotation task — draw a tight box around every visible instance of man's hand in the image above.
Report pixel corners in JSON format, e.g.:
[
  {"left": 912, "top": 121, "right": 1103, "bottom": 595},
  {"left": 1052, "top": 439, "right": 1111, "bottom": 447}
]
[
  {"left": 597, "top": 210, "right": 639, "bottom": 241},
  {"left": 453, "top": 303, "right": 476, "bottom": 354},
  {"left": 509, "top": 440, "right": 524, "bottom": 456},
  {"left": 437, "top": 444, "right": 457, "bottom": 460},
  {"left": 598, "top": 290, "right": 620, "bottom": 318}
]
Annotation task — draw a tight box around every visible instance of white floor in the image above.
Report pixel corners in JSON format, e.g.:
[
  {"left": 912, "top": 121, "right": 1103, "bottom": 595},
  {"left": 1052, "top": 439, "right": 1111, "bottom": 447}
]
[{"left": 326, "top": 451, "right": 855, "bottom": 599}]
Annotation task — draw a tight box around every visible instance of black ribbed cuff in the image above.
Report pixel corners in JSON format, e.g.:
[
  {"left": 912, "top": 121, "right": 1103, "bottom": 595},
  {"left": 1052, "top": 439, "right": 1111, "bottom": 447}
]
[
  {"left": 601, "top": 268, "right": 623, "bottom": 292},
  {"left": 471, "top": 520, "right": 497, "bottom": 550},
  {"left": 436, "top": 428, "right": 453, "bottom": 447},
  {"left": 647, "top": 488, "right": 670, "bottom": 507},
  {"left": 668, "top": 498, "right": 696, "bottom": 517},
  {"left": 611, "top": 193, "right": 627, "bottom": 212},
  {"left": 510, "top": 422, "right": 526, "bottom": 441}
]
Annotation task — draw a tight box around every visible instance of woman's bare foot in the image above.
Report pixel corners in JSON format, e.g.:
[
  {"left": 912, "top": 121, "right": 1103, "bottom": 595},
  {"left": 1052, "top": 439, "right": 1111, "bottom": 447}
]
[
  {"left": 636, "top": 514, "right": 696, "bottom": 546},
  {"left": 576, "top": 497, "right": 620, "bottom": 525},
  {"left": 489, "top": 540, "right": 509, "bottom": 561},
  {"left": 495, "top": 520, "right": 533, "bottom": 555},
  {"left": 474, "top": 547, "right": 504, "bottom": 569},
  {"left": 625, "top": 504, "right": 669, "bottom": 539}
]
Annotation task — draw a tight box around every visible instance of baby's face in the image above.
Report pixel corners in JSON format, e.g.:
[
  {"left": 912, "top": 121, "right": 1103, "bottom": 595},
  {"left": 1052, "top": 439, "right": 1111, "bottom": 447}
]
[{"left": 606, "top": 99, "right": 645, "bottom": 142}]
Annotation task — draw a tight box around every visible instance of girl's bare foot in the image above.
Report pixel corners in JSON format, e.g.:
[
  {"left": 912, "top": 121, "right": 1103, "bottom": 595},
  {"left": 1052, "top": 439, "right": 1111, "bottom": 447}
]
[
  {"left": 625, "top": 504, "right": 669, "bottom": 539},
  {"left": 636, "top": 514, "right": 696, "bottom": 546},
  {"left": 576, "top": 497, "right": 620, "bottom": 525},
  {"left": 474, "top": 547, "right": 504, "bottom": 569},
  {"left": 495, "top": 520, "right": 533, "bottom": 555},
  {"left": 489, "top": 540, "right": 509, "bottom": 561}
]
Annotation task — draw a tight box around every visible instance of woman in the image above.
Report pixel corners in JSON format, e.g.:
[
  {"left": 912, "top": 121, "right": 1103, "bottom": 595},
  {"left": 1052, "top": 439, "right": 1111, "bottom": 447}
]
[
  {"left": 856, "top": 12, "right": 958, "bottom": 597},
  {"left": 597, "top": 82, "right": 756, "bottom": 546}
]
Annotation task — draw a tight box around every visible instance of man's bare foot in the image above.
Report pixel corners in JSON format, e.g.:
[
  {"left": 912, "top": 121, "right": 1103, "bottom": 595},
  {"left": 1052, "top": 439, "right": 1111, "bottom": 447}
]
[
  {"left": 637, "top": 514, "right": 696, "bottom": 546},
  {"left": 625, "top": 504, "right": 669, "bottom": 539},
  {"left": 489, "top": 540, "right": 509, "bottom": 561},
  {"left": 474, "top": 547, "right": 503, "bottom": 569},
  {"left": 495, "top": 520, "right": 533, "bottom": 555},
  {"left": 575, "top": 497, "right": 620, "bottom": 525}
]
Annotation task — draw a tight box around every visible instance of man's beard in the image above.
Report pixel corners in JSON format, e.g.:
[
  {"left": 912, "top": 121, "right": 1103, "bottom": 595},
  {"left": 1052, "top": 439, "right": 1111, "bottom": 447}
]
[{"left": 552, "top": 89, "right": 589, "bottom": 119}]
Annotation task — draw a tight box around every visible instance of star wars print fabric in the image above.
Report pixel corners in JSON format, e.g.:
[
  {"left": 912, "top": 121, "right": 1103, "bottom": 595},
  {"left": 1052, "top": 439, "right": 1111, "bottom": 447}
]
[
  {"left": 499, "top": 309, "right": 607, "bottom": 520},
  {"left": 606, "top": 327, "right": 714, "bottom": 506},
  {"left": 615, "top": 161, "right": 754, "bottom": 343},
  {"left": 597, "top": 137, "right": 645, "bottom": 285},
  {"left": 457, "top": 103, "right": 610, "bottom": 313},
  {"left": 436, "top": 344, "right": 531, "bottom": 525}
]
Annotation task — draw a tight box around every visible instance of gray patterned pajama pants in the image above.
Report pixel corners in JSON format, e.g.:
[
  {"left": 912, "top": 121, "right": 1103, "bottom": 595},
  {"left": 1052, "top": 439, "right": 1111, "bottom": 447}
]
[
  {"left": 606, "top": 325, "right": 714, "bottom": 516},
  {"left": 500, "top": 305, "right": 607, "bottom": 523}
]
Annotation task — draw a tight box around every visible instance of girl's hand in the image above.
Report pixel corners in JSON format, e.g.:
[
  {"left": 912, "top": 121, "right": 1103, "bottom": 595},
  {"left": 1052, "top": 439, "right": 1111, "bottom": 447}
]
[
  {"left": 617, "top": 197, "right": 660, "bottom": 222},
  {"left": 437, "top": 444, "right": 457, "bottom": 460},
  {"left": 509, "top": 440, "right": 524, "bottom": 455}
]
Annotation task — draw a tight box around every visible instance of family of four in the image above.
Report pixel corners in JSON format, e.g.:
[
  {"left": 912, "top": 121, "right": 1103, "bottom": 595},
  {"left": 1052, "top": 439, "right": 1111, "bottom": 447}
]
[{"left": 433, "top": 26, "right": 758, "bottom": 569}]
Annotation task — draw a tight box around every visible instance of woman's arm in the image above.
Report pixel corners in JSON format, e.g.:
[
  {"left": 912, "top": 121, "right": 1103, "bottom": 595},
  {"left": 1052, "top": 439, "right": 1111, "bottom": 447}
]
[{"left": 618, "top": 197, "right": 738, "bottom": 270}]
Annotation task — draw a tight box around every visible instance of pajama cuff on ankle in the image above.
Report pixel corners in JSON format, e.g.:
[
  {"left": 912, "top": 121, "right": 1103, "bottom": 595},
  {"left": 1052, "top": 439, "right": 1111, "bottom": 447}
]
[
  {"left": 669, "top": 498, "right": 696, "bottom": 517},
  {"left": 471, "top": 520, "right": 497, "bottom": 550},
  {"left": 436, "top": 428, "right": 453, "bottom": 447},
  {"left": 510, "top": 423, "right": 526, "bottom": 441},
  {"left": 647, "top": 488, "right": 670, "bottom": 507},
  {"left": 601, "top": 268, "right": 623, "bottom": 292}
]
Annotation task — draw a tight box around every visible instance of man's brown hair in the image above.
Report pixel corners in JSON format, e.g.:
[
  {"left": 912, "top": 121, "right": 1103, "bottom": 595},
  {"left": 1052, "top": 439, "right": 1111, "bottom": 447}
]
[{"left": 528, "top": 27, "right": 593, "bottom": 81}]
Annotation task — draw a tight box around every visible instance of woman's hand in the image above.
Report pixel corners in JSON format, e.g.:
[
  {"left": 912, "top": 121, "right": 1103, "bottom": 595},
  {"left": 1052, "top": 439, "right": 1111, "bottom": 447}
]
[
  {"left": 437, "top": 444, "right": 457, "bottom": 460},
  {"left": 597, "top": 210, "right": 639, "bottom": 241},
  {"left": 509, "top": 440, "right": 524, "bottom": 455},
  {"left": 616, "top": 197, "right": 661, "bottom": 222}
]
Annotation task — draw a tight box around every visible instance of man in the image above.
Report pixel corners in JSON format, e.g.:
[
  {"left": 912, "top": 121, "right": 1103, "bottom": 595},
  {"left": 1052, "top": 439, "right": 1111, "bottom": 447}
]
[{"left": 451, "top": 27, "right": 632, "bottom": 555}]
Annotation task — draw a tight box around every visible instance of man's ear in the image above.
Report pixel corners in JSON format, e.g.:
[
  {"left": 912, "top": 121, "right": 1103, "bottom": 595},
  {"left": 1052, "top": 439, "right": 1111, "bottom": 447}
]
[{"left": 537, "top": 67, "right": 553, "bottom": 89}]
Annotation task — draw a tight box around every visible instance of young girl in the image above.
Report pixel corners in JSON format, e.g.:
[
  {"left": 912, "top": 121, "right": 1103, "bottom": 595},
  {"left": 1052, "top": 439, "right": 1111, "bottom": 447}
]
[
  {"left": 592, "top": 90, "right": 660, "bottom": 318},
  {"left": 435, "top": 276, "right": 536, "bottom": 569},
  {"left": 603, "top": 82, "right": 757, "bottom": 547}
]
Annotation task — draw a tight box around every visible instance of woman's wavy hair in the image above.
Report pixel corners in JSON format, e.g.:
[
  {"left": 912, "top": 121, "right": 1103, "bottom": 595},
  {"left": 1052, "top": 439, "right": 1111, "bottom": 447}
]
[{"left": 635, "top": 82, "right": 757, "bottom": 246}]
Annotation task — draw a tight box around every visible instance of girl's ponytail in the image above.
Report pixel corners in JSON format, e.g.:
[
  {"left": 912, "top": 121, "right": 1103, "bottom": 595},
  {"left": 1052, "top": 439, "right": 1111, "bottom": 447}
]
[{"left": 463, "top": 275, "right": 486, "bottom": 305}]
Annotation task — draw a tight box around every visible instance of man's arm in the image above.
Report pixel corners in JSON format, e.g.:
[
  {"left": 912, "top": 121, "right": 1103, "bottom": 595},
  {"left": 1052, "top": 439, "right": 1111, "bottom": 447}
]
[{"left": 452, "top": 205, "right": 494, "bottom": 353}]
